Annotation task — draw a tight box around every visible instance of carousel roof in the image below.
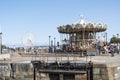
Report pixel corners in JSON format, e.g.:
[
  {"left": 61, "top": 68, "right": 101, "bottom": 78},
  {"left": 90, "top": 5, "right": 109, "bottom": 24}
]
[{"left": 57, "top": 18, "right": 107, "bottom": 33}]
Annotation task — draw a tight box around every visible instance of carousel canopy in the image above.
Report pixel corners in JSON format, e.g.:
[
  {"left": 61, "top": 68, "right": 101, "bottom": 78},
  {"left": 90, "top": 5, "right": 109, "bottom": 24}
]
[{"left": 57, "top": 19, "right": 107, "bottom": 33}]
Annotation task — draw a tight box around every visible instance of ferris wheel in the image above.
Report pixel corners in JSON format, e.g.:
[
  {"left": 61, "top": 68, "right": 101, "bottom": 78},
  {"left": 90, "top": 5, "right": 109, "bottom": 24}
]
[{"left": 22, "top": 32, "right": 35, "bottom": 50}]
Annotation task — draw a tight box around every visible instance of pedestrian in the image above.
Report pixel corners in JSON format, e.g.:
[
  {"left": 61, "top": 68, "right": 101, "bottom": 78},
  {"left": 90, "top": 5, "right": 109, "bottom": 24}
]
[
  {"left": 104, "top": 45, "right": 108, "bottom": 55},
  {"left": 98, "top": 46, "right": 101, "bottom": 55},
  {"left": 110, "top": 45, "right": 114, "bottom": 57},
  {"left": 117, "top": 45, "right": 120, "bottom": 54}
]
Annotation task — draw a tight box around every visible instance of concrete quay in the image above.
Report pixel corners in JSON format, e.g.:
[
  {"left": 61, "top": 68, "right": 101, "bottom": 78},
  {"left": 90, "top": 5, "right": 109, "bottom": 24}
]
[{"left": 0, "top": 53, "right": 120, "bottom": 80}]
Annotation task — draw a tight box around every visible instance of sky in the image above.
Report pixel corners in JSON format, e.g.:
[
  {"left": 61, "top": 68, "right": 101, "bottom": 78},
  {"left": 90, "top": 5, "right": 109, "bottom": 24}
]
[{"left": 0, "top": 0, "right": 120, "bottom": 47}]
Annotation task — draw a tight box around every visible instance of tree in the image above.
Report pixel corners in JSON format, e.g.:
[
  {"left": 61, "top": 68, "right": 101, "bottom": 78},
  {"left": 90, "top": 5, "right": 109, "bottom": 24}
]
[
  {"left": 2, "top": 45, "right": 9, "bottom": 49},
  {"left": 110, "top": 37, "right": 120, "bottom": 44}
]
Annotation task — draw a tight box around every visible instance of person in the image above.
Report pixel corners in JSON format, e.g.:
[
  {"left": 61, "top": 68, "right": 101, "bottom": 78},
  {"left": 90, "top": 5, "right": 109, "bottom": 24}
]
[
  {"left": 106, "top": 45, "right": 109, "bottom": 55},
  {"left": 98, "top": 46, "right": 101, "bottom": 55},
  {"left": 104, "top": 45, "right": 108, "bottom": 55},
  {"left": 118, "top": 45, "right": 120, "bottom": 54},
  {"left": 117, "top": 45, "right": 120, "bottom": 54},
  {"left": 110, "top": 45, "right": 114, "bottom": 57},
  {"left": 96, "top": 42, "right": 101, "bottom": 55}
]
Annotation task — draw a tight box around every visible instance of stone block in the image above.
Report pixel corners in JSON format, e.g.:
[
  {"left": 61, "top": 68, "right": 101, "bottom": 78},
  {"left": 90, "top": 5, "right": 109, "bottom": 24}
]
[
  {"left": 75, "top": 74, "right": 87, "bottom": 80},
  {"left": 93, "top": 68, "right": 100, "bottom": 74},
  {"left": 59, "top": 74, "right": 63, "bottom": 80},
  {"left": 101, "top": 68, "right": 108, "bottom": 75}
]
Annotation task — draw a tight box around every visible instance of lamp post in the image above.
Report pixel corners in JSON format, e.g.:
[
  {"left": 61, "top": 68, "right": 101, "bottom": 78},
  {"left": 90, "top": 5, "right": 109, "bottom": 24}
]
[
  {"left": 117, "top": 34, "right": 119, "bottom": 54},
  {"left": 105, "top": 32, "right": 107, "bottom": 45},
  {"left": 103, "top": 35, "right": 105, "bottom": 45},
  {"left": 48, "top": 36, "right": 51, "bottom": 47},
  {"left": 117, "top": 34, "right": 119, "bottom": 45},
  {"left": 48, "top": 36, "right": 51, "bottom": 53},
  {"left": 54, "top": 37, "right": 57, "bottom": 61},
  {"left": 54, "top": 37, "right": 56, "bottom": 53},
  {"left": 0, "top": 32, "right": 2, "bottom": 54},
  {"left": 117, "top": 34, "right": 119, "bottom": 38}
]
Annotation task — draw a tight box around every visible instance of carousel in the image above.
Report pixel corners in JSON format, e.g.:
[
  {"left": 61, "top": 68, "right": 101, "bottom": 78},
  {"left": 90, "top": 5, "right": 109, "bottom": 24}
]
[{"left": 57, "top": 17, "right": 107, "bottom": 52}]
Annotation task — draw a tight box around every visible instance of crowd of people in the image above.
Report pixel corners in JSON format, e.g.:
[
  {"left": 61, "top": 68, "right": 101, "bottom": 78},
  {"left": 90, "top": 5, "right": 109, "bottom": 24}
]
[{"left": 99, "top": 44, "right": 120, "bottom": 57}]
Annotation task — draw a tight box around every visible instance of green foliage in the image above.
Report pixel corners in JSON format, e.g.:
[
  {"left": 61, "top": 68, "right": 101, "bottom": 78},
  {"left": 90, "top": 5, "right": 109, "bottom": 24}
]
[
  {"left": 2, "top": 45, "right": 6, "bottom": 49},
  {"left": 1, "top": 44, "right": 9, "bottom": 49},
  {"left": 110, "top": 37, "right": 120, "bottom": 44}
]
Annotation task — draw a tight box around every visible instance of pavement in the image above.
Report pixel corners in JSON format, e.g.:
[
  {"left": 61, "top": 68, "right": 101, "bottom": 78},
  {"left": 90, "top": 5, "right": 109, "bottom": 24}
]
[{"left": 0, "top": 53, "right": 120, "bottom": 66}]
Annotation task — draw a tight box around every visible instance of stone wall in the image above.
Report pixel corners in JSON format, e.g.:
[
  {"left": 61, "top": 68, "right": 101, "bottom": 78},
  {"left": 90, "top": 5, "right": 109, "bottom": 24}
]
[
  {"left": 75, "top": 74, "right": 87, "bottom": 80},
  {"left": 0, "top": 63, "right": 10, "bottom": 77},
  {"left": 93, "top": 64, "right": 109, "bottom": 80},
  {"left": 15, "top": 63, "right": 33, "bottom": 79},
  {"left": 93, "top": 63, "right": 120, "bottom": 80},
  {"left": 0, "top": 63, "right": 33, "bottom": 80},
  {"left": 0, "top": 63, "right": 120, "bottom": 80}
]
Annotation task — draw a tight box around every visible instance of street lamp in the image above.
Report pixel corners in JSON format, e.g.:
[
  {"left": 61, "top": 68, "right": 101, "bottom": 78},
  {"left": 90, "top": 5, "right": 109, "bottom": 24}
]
[
  {"left": 117, "top": 34, "right": 119, "bottom": 38},
  {"left": 54, "top": 37, "right": 56, "bottom": 53},
  {"left": 48, "top": 36, "right": 51, "bottom": 53},
  {"left": 48, "top": 36, "right": 51, "bottom": 47},
  {"left": 0, "top": 32, "right": 2, "bottom": 54},
  {"left": 117, "top": 33, "right": 119, "bottom": 45},
  {"left": 51, "top": 40, "right": 53, "bottom": 53},
  {"left": 105, "top": 32, "right": 107, "bottom": 45},
  {"left": 103, "top": 35, "right": 105, "bottom": 44}
]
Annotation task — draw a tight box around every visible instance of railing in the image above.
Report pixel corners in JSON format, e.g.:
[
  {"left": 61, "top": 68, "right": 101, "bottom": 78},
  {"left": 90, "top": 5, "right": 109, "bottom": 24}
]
[{"left": 31, "top": 61, "right": 92, "bottom": 74}]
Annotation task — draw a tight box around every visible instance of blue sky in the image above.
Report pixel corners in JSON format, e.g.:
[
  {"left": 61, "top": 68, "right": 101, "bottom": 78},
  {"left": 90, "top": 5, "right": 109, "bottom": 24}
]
[{"left": 0, "top": 0, "right": 120, "bottom": 47}]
